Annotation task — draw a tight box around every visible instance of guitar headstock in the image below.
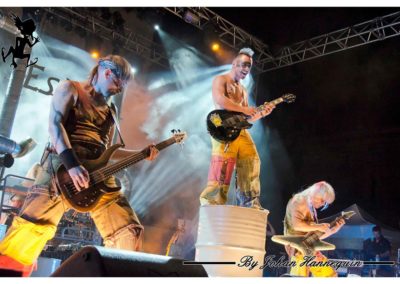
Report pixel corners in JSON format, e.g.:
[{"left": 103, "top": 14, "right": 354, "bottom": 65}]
[
  {"left": 171, "top": 129, "right": 187, "bottom": 145},
  {"left": 282, "top": 93, "right": 296, "bottom": 103},
  {"left": 341, "top": 210, "right": 356, "bottom": 220}
]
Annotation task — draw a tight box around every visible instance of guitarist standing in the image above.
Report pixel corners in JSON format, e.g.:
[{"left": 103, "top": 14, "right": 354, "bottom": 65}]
[
  {"left": 0, "top": 55, "right": 158, "bottom": 276},
  {"left": 200, "top": 48, "right": 275, "bottom": 209},
  {"left": 283, "top": 181, "right": 345, "bottom": 277}
]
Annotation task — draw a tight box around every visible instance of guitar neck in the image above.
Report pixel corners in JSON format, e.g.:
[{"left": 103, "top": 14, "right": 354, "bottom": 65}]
[
  {"left": 256, "top": 97, "right": 285, "bottom": 112},
  {"left": 96, "top": 137, "right": 176, "bottom": 181},
  {"left": 245, "top": 97, "right": 285, "bottom": 123},
  {"left": 328, "top": 216, "right": 344, "bottom": 229},
  {"left": 313, "top": 216, "right": 345, "bottom": 238}
]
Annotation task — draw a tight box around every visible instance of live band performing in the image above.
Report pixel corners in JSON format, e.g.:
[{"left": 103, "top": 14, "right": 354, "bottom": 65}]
[{"left": 0, "top": 7, "right": 399, "bottom": 278}]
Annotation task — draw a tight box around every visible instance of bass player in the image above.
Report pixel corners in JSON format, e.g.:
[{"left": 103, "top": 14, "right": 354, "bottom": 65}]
[{"left": 0, "top": 55, "right": 158, "bottom": 276}]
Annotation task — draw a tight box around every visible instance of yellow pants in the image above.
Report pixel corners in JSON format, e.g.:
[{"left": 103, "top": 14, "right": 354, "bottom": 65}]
[
  {"left": 0, "top": 150, "right": 143, "bottom": 266},
  {"left": 290, "top": 251, "right": 337, "bottom": 277},
  {"left": 200, "top": 130, "right": 262, "bottom": 209}
]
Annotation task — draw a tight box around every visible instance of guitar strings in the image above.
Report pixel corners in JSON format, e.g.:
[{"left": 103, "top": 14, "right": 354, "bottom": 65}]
[{"left": 63, "top": 138, "right": 176, "bottom": 195}]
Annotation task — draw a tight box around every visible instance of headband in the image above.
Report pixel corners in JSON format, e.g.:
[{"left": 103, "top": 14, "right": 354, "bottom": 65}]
[{"left": 98, "top": 59, "right": 122, "bottom": 79}]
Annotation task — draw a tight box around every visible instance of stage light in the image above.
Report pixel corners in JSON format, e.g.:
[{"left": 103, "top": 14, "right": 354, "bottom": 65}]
[
  {"left": 91, "top": 51, "right": 99, "bottom": 59},
  {"left": 183, "top": 10, "right": 200, "bottom": 26},
  {"left": 154, "top": 24, "right": 160, "bottom": 31},
  {"left": 131, "top": 67, "right": 137, "bottom": 74},
  {"left": 211, "top": 43, "right": 220, "bottom": 52}
]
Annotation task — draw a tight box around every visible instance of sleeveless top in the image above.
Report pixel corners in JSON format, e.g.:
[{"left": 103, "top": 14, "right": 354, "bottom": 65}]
[{"left": 64, "top": 81, "right": 115, "bottom": 154}]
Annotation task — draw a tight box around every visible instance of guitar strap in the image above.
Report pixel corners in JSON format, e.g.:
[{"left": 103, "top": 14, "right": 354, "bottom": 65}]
[{"left": 108, "top": 103, "right": 126, "bottom": 148}]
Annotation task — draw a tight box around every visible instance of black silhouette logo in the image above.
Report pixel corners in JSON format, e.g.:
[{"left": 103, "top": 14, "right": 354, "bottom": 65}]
[{"left": 1, "top": 13, "right": 40, "bottom": 68}]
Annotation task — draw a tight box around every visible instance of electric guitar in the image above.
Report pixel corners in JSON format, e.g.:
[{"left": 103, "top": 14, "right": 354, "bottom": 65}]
[
  {"left": 55, "top": 130, "right": 187, "bottom": 212},
  {"left": 206, "top": 93, "right": 296, "bottom": 143},
  {"left": 271, "top": 211, "right": 355, "bottom": 256}
]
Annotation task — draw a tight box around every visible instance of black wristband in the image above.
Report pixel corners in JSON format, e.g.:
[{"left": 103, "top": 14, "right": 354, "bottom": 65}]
[{"left": 59, "top": 148, "right": 81, "bottom": 170}]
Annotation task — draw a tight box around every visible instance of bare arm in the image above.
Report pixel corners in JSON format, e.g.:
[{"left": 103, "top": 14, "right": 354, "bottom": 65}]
[
  {"left": 112, "top": 147, "right": 158, "bottom": 161},
  {"left": 246, "top": 88, "right": 275, "bottom": 122},
  {"left": 49, "top": 80, "right": 89, "bottom": 190},
  {"left": 107, "top": 123, "right": 158, "bottom": 162},
  {"left": 288, "top": 199, "right": 330, "bottom": 234},
  {"left": 319, "top": 219, "right": 345, "bottom": 240},
  {"left": 49, "top": 80, "right": 75, "bottom": 153}
]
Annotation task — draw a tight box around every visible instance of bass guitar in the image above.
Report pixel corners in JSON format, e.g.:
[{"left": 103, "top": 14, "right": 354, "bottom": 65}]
[{"left": 55, "top": 130, "right": 187, "bottom": 212}]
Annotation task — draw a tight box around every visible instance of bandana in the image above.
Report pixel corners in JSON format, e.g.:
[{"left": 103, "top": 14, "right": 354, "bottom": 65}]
[{"left": 98, "top": 59, "right": 122, "bottom": 79}]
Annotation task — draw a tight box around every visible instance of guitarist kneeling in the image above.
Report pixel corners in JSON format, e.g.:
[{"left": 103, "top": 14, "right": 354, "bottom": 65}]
[{"left": 279, "top": 181, "right": 345, "bottom": 277}]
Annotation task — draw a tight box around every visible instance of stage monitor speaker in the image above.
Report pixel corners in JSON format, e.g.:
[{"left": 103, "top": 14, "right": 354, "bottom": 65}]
[
  {"left": 0, "top": 268, "right": 23, "bottom": 277},
  {"left": 51, "top": 246, "right": 208, "bottom": 277}
]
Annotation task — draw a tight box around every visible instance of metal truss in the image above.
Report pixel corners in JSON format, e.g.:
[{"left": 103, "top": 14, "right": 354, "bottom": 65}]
[
  {"left": 165, "top": 8, "right": 400, "bottom": 73},
  {"left": 20, "top": 8, "right": 400, "bottom": 73},
  {"left": 263, "top": 11, "right": 400, "bottom": 72},
  {"left": 42, "top": 8, "right": 170, "bottom": 68},
  {"left": 164, "top": 7, "right": 274, "bottom": 73}
]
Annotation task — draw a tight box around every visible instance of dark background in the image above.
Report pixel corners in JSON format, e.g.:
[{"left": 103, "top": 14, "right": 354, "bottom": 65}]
[
  {"left": 213, "top": 8, "right": 400, "bottom": 230},
  {"left": 13, "top": 6, "right": 400, "bottom": 234},
  {"left": 155, "top": 7, "right": 400, "bottom": 230}
]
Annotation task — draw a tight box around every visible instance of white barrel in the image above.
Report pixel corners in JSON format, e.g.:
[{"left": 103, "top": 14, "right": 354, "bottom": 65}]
[{"left": 195, "top": 205, "right": 269, "bottom": 277}]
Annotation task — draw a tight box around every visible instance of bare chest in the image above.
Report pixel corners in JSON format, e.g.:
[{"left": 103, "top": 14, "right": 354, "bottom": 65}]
[{"left": 225, "top": 82, "right": 245, "bottom": 105}]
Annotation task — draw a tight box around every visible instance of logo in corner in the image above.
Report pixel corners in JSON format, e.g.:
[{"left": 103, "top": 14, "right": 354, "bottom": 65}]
[{"left": 1, "top": 13, "right": 40, "bottom": 68}]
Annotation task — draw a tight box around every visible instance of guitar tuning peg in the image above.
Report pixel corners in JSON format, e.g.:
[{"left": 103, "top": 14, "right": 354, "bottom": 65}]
[
  {"left": 171, "top": 129, "right": 176, "bottom": 134},
  {"left": 177, "top": 129, "right": 181, "bottom": 132}
]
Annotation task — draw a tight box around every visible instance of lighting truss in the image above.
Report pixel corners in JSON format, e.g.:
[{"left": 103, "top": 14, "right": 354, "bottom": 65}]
[
  {"left": 43, "top": 8, "right": 170, "bottom": 68},
  {"left": 164, "top": 7, "right": 274, "bottom": 74},
  {"left": 164, "top": 8, "right": 400, "bottom": 73},
  {"left": 264, "top": 11, "right": 400, "bottom": 72}
]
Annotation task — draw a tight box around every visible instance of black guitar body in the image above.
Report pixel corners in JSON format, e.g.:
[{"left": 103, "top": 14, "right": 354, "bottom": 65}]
[
  {"left": 55, "top": 144, "right": 122, "bottom": 212},
  {"left": 206, "top": 109, "right": 253, "bottom": 143},
  {"left": 206, "top": 94, "right": 296, "bottom": 143},
  {"left": 54, "top": 132, "right": 187, "bottom": 212}
]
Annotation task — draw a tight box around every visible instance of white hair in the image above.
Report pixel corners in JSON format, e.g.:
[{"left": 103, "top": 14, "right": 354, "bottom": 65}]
[
  {"left": 238, "top": 47, "right": 255, "bottom": 58},
  {"left": 299, "top": 181, "right": 335, "bottom": 204}
]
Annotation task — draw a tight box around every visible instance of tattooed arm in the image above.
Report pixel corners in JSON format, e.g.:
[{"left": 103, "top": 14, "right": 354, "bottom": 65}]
[
  {"left": 49, "top": 80, "right": 89, "bottom": 190},
  {"left": 49, "top": 81, "right": 74, "bottom": 153}
]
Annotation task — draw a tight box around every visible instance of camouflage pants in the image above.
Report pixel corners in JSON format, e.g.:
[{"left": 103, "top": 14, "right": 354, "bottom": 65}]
[
  {"left": 200, "top": 130, "right": 263, "bottom": 209},
  {"left": 0, "top": 146, "right": 143, "bottom": 266}
]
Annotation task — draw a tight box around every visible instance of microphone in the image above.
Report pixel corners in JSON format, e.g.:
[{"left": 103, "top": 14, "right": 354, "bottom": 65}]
[{"left": 0, "top": 136, "right": 37, "bottom": 158}]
